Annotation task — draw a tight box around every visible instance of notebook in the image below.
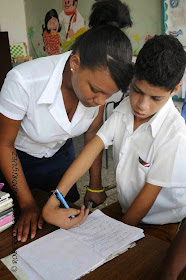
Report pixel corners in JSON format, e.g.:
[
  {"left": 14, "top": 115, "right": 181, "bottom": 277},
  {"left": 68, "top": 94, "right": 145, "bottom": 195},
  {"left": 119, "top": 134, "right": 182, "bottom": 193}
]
[
  {"left": 0, "top": 213, "right": 14, "bottom": 227},
  {"left": 0, "top": 190, "right": 10, "bottom": 201},
  {"left": 0, "top": 198, "right": 13, "bottom": 212},
  {"left": 0, "top": 221, "right": 14, "bottom": 233},
  {"left": 2, "top": 210, "right": 144, "bottom": 280},
  {"left": 0, "top": 207, "right": 13, "bottom": 219}
]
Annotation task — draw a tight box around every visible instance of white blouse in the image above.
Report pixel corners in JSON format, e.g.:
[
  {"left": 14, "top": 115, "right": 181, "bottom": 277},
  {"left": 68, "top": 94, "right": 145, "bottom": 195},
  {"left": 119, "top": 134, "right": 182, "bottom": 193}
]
[{"left": 0, "top": 51, "right": 99, "bottom": 158}]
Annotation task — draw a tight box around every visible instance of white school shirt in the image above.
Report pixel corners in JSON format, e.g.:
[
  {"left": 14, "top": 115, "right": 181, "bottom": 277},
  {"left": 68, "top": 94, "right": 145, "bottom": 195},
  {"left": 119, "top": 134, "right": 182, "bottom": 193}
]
[
  {"left": 97, "top": 97, "right": 186, "bottom": 224},
  {"left": 0, "top": 51, "right": 99, "bottom": 158}
]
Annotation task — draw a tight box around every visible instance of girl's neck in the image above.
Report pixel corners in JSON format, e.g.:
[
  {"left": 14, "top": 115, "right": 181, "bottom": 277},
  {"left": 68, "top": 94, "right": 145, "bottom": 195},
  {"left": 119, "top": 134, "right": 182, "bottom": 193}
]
[
  {"left": 62, "top": 59, "right": 73, "bottom": 91},
  {"left": 61, "top": 59, "right": 79, "bottom": 121}
]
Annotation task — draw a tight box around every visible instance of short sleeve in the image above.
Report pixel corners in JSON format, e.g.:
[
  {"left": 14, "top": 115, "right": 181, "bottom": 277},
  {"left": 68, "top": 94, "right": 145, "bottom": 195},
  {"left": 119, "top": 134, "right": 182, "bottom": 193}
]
[
  {"left": 0, "top": 69, "right": 28, "bottom": 120},
  {"left": 147, "top": 130, "right": 186, "bottom": 188},
  {"left": 96, "top": 112, "right": 119, "bottom": 149}
]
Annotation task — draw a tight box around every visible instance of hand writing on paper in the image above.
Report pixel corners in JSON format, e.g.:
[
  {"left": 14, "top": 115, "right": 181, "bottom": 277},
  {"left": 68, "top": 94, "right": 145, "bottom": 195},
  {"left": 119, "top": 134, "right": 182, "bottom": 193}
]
[
  {"left": 42, "top": 196, "right": 89, "bottom": 229},
  {"left": 13, "top": 201, "right": 44, "bottom": 242},
  {"left": 84, "top": 190, "right": 107, "bottom": 208}
]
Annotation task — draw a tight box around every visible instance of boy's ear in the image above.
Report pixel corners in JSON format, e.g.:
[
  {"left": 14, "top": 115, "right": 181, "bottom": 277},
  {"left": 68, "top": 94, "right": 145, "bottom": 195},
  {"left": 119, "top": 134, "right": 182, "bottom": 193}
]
[
  {"left": 70, "top": 54, "right": 80, "bottom": 72},
  {"left": 170, "top": 82, "right": 183, "bottom": 97}
]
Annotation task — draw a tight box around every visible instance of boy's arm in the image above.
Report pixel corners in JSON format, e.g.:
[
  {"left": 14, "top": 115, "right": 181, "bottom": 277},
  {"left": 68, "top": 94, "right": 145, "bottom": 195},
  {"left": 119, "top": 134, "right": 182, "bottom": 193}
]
[
  {"left": 42, "top": 135, "right": 105, "bottom": 228},
  {"left": 84, "top": 106, "right": 107, "bottom": 207},
  {"left": 122, "top": 182, "right": 162, "bottom": 225},
  {"left": 160, "top": 219, "right": 186, "bottom": 280}
]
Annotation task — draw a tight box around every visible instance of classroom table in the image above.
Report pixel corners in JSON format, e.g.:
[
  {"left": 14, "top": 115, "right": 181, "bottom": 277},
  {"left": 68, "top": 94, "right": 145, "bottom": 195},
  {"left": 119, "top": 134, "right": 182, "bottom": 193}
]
[{"left": 0, "top": 190, "right": 185, "bottom": 280}]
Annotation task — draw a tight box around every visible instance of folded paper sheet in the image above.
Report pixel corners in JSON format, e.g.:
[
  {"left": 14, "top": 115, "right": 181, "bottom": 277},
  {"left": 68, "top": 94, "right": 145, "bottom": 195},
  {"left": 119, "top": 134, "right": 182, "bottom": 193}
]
[{"left": 2, "top": 210, "right": 144, "bottom": 280}]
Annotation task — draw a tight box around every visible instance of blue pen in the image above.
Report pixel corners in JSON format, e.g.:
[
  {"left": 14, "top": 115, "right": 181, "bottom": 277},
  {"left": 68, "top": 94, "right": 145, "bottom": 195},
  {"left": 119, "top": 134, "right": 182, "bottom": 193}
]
[{"left": 54, "top": 189, "right": 75, "bottom": 218}]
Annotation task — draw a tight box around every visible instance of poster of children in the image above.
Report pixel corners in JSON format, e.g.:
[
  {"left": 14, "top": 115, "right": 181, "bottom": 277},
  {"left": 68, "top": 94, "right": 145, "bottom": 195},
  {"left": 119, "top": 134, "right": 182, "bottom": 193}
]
[
  {"left": 42, "top": 9, "right": 62, "bottom": 56},
  {"left": 42, "top": 0, "right": 87, "bottom": 56},
  {"left": 59, "top": 0, "right": 85, "bottom": 41},
  {"left": 25, "top": 0, "right": 162, "bottom": 58}
]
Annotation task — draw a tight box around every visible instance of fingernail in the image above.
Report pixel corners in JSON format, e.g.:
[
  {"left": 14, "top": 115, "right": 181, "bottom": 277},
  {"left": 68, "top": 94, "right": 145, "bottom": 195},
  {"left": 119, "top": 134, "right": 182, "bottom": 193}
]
[
  {"left": 31, "top": 234, "right": 35, "bottom": 239},
  {"left": 17, "top": 236, "right": 21, "bottom": 241},
  {"left": 38, "top": 225, "right": 42, "bottom": 229},
  {"left": 21, "top": 238, "right": 26, "bottom": 242}
]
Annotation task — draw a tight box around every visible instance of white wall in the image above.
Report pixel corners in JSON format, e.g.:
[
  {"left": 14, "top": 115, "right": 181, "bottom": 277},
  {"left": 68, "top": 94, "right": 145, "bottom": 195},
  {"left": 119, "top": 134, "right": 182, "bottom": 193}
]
[{"left": 0, "top": 0, "right": 28, "bottom": 46}]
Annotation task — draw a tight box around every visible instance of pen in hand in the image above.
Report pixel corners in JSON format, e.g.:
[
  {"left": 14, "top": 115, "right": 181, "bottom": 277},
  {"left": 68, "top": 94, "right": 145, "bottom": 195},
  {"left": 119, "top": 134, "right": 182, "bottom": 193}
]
[{"left": 54, "top": 189, "right": 75, "bottom": 218}]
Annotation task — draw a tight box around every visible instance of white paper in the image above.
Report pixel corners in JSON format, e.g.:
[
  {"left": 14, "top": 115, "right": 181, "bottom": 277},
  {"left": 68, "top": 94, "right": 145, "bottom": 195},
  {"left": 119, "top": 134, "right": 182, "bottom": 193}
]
[
  {"left": 17, "top": 229, "right": 104, "bottom": 280},
  {"left": 3, "top": 210, "right": 144, "bottom": 280},
  {"left": 1, "top": 254, "right": 43, "bottom": 280},
  {"left": 68, "top": 210, "right": 144, "bottom": 259}
]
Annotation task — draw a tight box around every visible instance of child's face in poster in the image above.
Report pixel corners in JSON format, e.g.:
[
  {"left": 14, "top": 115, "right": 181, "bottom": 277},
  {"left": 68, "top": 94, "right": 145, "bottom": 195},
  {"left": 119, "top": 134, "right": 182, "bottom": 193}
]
[
  {"left": 47, "top": 17, "right": 59, "bottom": 32},
  {"left": 63, "top": 0, "right": 77, "bottom": 14}
]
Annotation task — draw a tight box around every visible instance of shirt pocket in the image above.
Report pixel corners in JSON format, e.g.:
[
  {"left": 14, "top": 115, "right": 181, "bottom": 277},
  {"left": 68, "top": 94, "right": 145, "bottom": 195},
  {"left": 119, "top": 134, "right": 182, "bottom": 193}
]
[{"left": 130, "top": 162, "right": 150, "bottom": 189}]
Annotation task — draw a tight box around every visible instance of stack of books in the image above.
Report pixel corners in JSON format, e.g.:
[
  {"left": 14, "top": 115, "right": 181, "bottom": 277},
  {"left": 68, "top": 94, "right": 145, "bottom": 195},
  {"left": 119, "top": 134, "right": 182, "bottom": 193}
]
[{"left": 0, "top": 183, "right": 14, "bottom": 233}]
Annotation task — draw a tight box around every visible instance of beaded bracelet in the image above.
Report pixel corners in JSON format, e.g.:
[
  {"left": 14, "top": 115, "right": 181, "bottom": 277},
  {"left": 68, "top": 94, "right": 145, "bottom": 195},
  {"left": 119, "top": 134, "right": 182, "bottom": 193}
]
[{"left": 86, "top": 186, "right": 105, "bottom": 193}]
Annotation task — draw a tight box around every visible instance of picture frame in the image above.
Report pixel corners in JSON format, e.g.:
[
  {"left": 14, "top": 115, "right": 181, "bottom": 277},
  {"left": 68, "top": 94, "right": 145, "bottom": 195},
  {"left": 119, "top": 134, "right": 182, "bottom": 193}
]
[{"left": 162, "top": 0, "right": 186, "bottom": 48}]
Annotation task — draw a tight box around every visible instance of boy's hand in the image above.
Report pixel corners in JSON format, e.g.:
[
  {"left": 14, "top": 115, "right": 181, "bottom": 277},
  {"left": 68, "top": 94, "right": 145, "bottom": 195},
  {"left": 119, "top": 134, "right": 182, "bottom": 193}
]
[
  {"left": 42, "top": 195, "right": 89, "bottom": 229},
  {"left": 43, "top": 205, "right": 89, "bottom": 229},
  {"left": 13, "top": 201, "right": 44, "bottom": 242},
  {"left": 84, "top": 190, "right": 107, "bottom": 208}
]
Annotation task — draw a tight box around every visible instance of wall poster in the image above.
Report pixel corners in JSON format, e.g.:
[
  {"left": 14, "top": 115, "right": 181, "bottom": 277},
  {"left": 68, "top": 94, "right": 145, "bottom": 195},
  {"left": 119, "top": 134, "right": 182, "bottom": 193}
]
[{"left": 162, "top": 0, "right": 186, "bottom": 48}]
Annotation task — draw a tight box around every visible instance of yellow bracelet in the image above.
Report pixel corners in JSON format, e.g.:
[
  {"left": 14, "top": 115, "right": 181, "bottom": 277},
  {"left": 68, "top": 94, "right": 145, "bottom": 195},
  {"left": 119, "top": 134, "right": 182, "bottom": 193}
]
[{"left": 86, "top": 187, "right": 105, "bottom": 193}]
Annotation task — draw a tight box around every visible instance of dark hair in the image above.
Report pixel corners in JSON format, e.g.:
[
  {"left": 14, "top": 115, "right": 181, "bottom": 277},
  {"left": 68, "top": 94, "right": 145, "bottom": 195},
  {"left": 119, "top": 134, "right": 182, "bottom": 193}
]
[
  {"left": 42, "top": 9, "right": 61, "bottom": 34},
  {"left": 72, "top": 0, "right": 133, "bottom": 93},
  {"left": 89, "top": 0, "right": 132, "bottom": 29},
  {"left": 134, "top": 35, "right": 186, "bottom": 92}
]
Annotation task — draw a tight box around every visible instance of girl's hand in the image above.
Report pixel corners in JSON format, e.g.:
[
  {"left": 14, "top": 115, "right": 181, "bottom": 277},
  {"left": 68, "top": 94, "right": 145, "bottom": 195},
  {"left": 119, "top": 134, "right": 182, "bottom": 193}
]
[
  {"left": 84, "top": 190, "right": 107, "bottom": 208},
  {"left": 13, "top": 201, "right": 44, "bottom": 242}
]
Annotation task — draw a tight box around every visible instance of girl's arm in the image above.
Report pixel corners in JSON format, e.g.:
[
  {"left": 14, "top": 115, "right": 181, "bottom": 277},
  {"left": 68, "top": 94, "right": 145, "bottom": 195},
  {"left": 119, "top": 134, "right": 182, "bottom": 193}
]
[
  {"left": 122, "top": 182, "right": 162, "bottom": 225},
  {"left": 0, "top": 114, "right": 43, "bottom": 242},
  {"left": 42, "top": 135, "right": 105, "bottom": 228}
]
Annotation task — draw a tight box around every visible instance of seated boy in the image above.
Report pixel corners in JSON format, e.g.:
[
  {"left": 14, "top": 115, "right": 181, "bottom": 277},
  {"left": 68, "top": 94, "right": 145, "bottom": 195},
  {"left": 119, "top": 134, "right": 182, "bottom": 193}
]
[
  {"left": 160, "top": 218, "right": 186, "bottom": 279},
  {"left": 43, "top": 35, "right": 186, "bottom": 241}
]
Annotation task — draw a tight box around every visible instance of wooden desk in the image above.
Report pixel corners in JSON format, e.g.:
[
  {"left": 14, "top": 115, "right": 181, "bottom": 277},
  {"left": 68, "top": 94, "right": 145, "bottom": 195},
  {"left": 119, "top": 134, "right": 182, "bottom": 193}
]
[{"left": 0, "top": 191, "right": 185, "bottom": 280}]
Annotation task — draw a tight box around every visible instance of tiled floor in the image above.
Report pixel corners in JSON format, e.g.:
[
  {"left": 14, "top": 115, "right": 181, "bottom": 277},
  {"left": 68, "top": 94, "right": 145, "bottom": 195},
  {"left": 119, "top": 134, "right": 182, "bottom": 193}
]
[{"left": 73, "top": 135, "right": 118, "bottom": 210}]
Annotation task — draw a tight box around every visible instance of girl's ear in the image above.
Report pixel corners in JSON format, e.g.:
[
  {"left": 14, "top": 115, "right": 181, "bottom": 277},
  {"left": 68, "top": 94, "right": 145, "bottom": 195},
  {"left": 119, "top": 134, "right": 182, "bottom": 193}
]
[
  {"left": 70, "top": 54, "right": 80, "bottom": 72},
  {"left": 170, "top": 81, "right": 183, "bottom": 97}
]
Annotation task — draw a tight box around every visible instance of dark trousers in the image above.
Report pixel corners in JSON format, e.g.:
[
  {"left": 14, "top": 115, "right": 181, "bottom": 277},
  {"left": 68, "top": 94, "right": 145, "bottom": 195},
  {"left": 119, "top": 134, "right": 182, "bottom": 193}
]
[{"left": 0, "top": 139, "right": 79, "bottom": 203}]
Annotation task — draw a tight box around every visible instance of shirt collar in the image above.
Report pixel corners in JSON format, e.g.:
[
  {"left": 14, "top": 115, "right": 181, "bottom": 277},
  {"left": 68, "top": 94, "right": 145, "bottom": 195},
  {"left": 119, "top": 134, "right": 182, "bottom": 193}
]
[
  {"left": 37, "top": 51, "right": 72, "bottom": 105},
  {"left": 115, "top": 96, "right": 174, "bottom": 138},
  {"left": 143, "top": 97, "right": 173, "bottom": 138},
  {"left": 115, "top": 97, "right": 133, "bottom": 119},
  {"left": 115, "top": 97, "right": 134, "bottom": 134}
]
